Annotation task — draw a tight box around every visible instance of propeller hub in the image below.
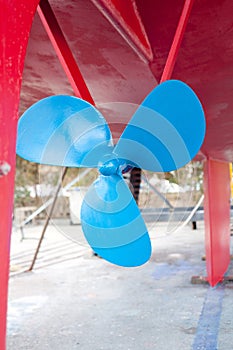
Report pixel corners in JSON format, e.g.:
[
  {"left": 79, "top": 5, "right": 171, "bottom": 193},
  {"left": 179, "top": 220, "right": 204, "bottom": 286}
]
[{"left": 98, "top": 154, "right": 122, "bottom": 176}]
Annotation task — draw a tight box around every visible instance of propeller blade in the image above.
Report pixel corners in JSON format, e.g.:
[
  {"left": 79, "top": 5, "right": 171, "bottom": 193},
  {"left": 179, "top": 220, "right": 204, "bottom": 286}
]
[
  {"left": 17, "top": 95, "right": 113, "bottom": 167},
  {"left": 114, "top": 80, "right": 206, "bottom": 172},
  {"left": 81, "top": 174, "right": 151, "bottom": 267}
]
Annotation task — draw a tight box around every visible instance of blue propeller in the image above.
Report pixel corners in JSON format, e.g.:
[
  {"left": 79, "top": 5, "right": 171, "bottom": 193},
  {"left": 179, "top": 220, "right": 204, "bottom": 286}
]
[{"left": 16, "top": 80, "right": 206, "bottom": 267}]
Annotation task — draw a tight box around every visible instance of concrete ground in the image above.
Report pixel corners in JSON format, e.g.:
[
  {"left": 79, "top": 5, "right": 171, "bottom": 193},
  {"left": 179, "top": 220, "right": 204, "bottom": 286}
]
[{"left": 7, "top": 219, "right": 233, "bottom": 350}]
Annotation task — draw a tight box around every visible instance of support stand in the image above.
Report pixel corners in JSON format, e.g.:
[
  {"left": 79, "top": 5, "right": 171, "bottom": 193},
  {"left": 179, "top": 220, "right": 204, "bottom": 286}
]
[
  {"left": 0, "top": 2, "right": 40, "bottom": 349},
  {"left": 204, "top": 159, "right": 231, "bottom": 286}
]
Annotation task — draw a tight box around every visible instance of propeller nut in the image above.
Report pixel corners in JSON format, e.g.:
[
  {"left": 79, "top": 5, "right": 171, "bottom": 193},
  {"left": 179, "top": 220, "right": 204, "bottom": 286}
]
[{"left": 98, "top": 157, "right": 120, "bottom": 176}]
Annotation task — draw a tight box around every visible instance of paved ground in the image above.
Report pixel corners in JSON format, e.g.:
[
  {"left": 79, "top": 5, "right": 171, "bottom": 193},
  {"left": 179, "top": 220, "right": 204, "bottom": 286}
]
[{"left": 7, "top": 219, "right": 233, "bottom": 349}]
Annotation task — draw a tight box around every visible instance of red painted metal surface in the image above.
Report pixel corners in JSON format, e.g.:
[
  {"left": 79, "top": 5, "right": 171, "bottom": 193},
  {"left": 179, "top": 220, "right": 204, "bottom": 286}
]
[
  {"left": 38, "top": 0, "right": 95, "bottom": 104},
  {"left": 90, "top": 0, "right": 153, "bottom": 61},
  {"left": 20, "top": 0, "right": 157, "bottom": 113},
  {"left": 204, "top": 159, "right": 231, "bottom": 286},
  {"left": 0, "top": 1, "right": 39, "bottom": 349}
]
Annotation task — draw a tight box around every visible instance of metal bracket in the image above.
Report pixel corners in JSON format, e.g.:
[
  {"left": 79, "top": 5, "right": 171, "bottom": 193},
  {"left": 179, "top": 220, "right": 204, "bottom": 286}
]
[{"left": 0, "top": 162, "right": 11, "bottom": 177}]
